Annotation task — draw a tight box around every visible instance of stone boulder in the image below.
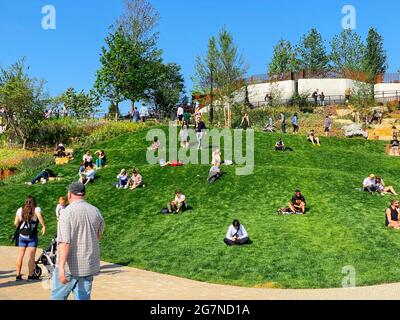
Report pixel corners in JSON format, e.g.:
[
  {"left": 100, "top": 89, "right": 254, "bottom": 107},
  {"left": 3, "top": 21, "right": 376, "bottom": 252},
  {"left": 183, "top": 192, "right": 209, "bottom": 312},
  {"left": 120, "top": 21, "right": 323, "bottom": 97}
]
[{"left": 342, "top": 123, "right": 368, "bottom": 139}]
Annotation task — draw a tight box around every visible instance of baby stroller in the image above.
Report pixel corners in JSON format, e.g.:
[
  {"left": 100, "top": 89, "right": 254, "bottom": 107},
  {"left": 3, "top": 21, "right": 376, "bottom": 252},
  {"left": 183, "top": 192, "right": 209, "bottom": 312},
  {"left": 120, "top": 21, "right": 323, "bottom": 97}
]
[{"left": 33, "top": 237, "right": 57, "bottom": 279}]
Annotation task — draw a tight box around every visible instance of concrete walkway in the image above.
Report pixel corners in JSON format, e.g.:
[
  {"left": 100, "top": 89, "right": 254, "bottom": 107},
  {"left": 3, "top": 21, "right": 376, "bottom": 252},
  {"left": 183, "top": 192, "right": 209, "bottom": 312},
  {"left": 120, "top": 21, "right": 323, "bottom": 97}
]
[{"left": 0, "top": 246, "right": 399, "bottom": 300}]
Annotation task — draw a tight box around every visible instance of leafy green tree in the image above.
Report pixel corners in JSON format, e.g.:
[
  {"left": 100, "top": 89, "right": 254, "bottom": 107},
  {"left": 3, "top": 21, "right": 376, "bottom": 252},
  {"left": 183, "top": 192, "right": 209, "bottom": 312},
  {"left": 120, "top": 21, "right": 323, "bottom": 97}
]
[
  {"left": 214, "top": 26, "right": 248, "bottom": 128},
  {"left": 296, "top": 28, "right": 329, "bottom": 74},
  {"left": 267, "top": 39, "right": 299, "bottom": 76},
  {"left": 330, "top": 29, "right": 366, "bottom": 75},
  {"left": 363, "top": 27, "right": 388, "bottom": 84},
  {"left": 0, "top": 59, "right": 49, "bottom": 149},
  {"left": 148, "top": 62, "right": 185, "bottom": 118},
  {"left": 95, "top": 28, "right": 130, "bottom": 121},
  {"left": 61, "top": 87, "right": 101, "bottom": 118},
  {"left": 192, "top": 36, "right": 219, "bottom": 124}
]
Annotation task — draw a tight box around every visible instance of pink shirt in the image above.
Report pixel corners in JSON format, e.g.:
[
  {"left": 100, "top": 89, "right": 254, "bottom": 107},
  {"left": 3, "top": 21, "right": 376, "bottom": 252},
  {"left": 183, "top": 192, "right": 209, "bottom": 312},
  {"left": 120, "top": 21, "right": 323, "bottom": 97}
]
[{"left": 132, "top": 174, "right": 142, "bottom": 185}]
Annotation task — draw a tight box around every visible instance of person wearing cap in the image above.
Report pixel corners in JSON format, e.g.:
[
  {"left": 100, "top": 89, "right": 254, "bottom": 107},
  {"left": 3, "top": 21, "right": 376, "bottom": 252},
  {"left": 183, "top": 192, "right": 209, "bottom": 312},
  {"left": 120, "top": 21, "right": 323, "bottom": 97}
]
[
  {"left": 51, "top": 182, "right": 105, "bottom": 300},
  {"left": 363, "top": 174, "right": 376, "bottom": 193},
  {"left": 288, "top": 190, "right": 306, "bottom": 214},
  {"left": 54, "top": 143, "right": 66, "bottom": 158}
]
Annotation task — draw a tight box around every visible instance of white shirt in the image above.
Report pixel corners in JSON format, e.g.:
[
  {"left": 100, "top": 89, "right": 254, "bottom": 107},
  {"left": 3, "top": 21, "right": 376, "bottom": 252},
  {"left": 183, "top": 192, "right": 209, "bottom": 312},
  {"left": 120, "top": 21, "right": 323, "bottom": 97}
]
[
  {"left": 226, "top": 224, "right": 248, "bottom": 240},
  {"left": 83, "top": 154, "right": 92, "bottom": 162},
  {"left": 85, "top": 169, "right": 95, "bottom": 180},
  {"left": 363, "top": 177, "right": 373, "bottom": 187},
  {"left": 16, "top": 207, "right": 41, "bottom": 238},
  {"left": 177, "top": 106, "right": 184, "bottom": 116},
  {"left": 175, "top": 194, "right": 186, "bottom": 204}
]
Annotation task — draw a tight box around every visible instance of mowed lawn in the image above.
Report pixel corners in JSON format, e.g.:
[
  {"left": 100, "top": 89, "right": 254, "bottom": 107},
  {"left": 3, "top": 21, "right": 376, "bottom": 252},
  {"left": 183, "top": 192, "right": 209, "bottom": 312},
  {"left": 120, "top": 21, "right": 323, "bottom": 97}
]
[{"left": 1, "top": 127, "right": 400, "bottom": 289}]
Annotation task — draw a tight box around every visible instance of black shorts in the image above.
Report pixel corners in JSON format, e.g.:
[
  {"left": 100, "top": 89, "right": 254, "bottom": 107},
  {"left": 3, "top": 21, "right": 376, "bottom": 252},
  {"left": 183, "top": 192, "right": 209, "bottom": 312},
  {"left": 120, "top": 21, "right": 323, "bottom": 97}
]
[
  {"left": 178, "top": 115, "right": 183, "bottom": 121},
  {"left": 324, "top": 127, "right": 330, "bottom": 132}
]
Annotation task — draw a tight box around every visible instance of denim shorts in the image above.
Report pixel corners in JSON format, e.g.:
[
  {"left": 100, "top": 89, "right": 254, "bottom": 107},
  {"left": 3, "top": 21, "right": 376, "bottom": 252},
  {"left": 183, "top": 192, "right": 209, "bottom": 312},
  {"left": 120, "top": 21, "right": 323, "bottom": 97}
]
[
  {"left": 51, "top": 267, "right": 94, "bottom": 300},
  {"left": 18, "top": 235, "right": 38, "bottom": 248}
]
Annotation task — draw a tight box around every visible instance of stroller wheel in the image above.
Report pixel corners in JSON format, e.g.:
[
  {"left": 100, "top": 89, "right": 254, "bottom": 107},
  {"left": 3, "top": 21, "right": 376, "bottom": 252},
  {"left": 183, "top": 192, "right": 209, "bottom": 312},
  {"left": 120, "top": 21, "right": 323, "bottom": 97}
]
[{"left": 33, "top": 265, "right": 42, "bottom": 278}]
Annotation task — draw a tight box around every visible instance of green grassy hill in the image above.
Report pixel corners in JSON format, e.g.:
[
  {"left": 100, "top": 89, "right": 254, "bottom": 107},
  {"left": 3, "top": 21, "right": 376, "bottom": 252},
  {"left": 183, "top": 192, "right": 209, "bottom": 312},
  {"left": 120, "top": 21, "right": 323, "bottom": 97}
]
[{"left": 1, "top": 126, "right": 400, "bottom": 289}]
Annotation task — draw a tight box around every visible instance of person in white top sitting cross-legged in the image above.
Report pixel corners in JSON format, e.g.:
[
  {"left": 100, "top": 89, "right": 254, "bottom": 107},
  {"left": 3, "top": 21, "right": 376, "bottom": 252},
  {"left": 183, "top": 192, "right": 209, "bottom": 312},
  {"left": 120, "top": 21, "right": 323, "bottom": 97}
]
[
  {"left": 224, "top": 219, "right": 250, "bottom": 246},
  {"left": 167, "top": 189, "right": 187, "bottom": 213}
]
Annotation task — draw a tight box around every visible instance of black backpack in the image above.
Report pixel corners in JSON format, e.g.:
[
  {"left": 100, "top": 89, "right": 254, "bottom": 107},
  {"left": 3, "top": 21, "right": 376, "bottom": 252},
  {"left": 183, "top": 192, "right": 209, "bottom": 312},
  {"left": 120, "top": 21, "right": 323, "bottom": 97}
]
[{"left": 19, "top": 219, "right": 38, "bottom": 238}]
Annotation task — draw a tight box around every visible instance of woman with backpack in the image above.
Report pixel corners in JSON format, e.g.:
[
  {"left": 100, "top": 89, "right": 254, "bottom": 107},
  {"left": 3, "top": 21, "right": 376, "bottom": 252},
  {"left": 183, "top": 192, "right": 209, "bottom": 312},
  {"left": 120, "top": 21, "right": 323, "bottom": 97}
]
[{"left": 14, "top": 196, "right": 46, "bottom": 281}]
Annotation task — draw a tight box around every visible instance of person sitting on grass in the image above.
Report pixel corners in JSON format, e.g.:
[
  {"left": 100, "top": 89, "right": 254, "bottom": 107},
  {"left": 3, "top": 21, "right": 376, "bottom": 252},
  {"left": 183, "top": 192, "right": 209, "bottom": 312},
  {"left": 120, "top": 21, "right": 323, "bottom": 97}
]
[
  {"left": 288, "top": 190, "right": 306, "bottom": 214},
  {"left": 275, "top": 138, "right": 293, "bottom": 151},
  {"left": 363, "top": 174, "right": 376, "bottom": 193},
  {"left": 149, "top": 136, "right": 161, "bottom": 151},
  {"left": 390, "top": 135, "right": 400, "bottom": 156},
  {"left": 208, "top": 161, "right": 222, "bottom": 184},
  {"left": 128, "top": 169, "right": 143, "bottom": 190},
  {"left": 212, "top": 148, "right": 222, "bottom": 165},
  {"left": 28, "top": 169, "right": 57, "bottom": 185},
  {"left": 307, "top": 130, "right": 321, "bottom": 146},
  {"left": 95, "top": 150, "right": 107, "bottom": 169},
  {"left": 374, "top": 176, "right": 398, "bottom": 195},
  {"left": 54, "top": 143, "right": 66, "bottom": 158},
  {"left": 224, "top": 219, "right": 250, "bottom": 246},
  {"left": 79, "top": 163, "right": 95, "bottom": 185},
  {"left": 114, "top": 169, "right": 129, "bottom": 189},
  {"left": 167, "top": 189, "right": 187, "bottom": 213},
  {"left": 385, "top": 199, "right": 400, "bottom": 229},
  {"left": 82, "top": 150, "right": 93, "bottom": 168}
]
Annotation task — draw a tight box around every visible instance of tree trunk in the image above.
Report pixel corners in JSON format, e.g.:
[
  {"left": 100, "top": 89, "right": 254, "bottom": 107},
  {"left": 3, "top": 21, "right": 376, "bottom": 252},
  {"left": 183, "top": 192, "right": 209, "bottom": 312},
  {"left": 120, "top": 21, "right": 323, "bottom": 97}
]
[
  {"left": 115, "top": 102, "right": 119, "bottom": 122},
  {"left": 22, "top": 138, "right": 26, "bottom": 150}
]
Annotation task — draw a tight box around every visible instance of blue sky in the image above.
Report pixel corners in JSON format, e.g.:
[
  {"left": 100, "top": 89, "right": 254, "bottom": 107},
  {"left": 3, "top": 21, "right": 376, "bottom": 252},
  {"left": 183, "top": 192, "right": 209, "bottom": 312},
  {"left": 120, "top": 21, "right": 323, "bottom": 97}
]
[{"left": 1, "top": 0, "right": 399, "bottom": 113}]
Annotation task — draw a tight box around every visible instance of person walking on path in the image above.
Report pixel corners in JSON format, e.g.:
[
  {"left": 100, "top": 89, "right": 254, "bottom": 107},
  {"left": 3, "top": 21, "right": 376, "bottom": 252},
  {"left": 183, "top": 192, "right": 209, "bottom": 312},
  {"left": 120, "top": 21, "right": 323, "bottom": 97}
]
[
  {"left": 324, "top": 115, "right": 332, "bottom": 137},
  {"left": 14, "top": 196, "right": 46, "bottom": 281},
  {"left": 51, "top": 182, "right": 105, "bottom": 300}
]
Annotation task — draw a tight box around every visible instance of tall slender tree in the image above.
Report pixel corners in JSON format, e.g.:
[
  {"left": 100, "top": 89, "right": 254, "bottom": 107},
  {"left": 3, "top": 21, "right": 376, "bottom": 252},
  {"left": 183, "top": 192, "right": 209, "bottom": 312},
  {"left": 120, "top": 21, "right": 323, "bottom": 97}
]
[
  {"left": 330, "top": 29, "right": 366, "bottom": 76},
  {"left": 296, "top": 28, "right": 329, "bottom": 74},
  {"left": 192, "top": 36, "right": 219, "bottom": 124},
  {"left": 363, "top": 27, "right": 388, "bottom": 84},
  {"left": 215, "top": 26, "right": 248, "bottom": 128},
  {"left": 267, "top": 39, "right": 299, "bottom": 77}
]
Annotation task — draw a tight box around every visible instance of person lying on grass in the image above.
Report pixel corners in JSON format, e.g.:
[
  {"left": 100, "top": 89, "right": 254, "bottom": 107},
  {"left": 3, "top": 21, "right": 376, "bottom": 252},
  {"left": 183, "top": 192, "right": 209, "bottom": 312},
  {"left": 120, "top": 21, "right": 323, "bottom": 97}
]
[
  {"left": 224, "top": 219, "right": 250, "bottom": 246},
  {"left": 363, "top": 174, "right": 377, "bottom": 193},
  {"left": 167, "top": 189, "right": 187, "bottom": 213},
  {"left": 79, "top": 163, "right": 95, "bottom": 185},
  {"left": 288, "top": 189, "right": 306, "bottom": 214},
  {"left": 113, "top": 169, "right": 129, "bottom": 189},
  {"left": 127, "top": 169, "right": 143, "bottom": 190},
  {"left": 374, "top": 176, "right": 398, "bottom": 195},
  {"left": 27, "top": 169, "right": 59, "bottom": 185},
  {"left": 385, "top": 199, "right": 400, "bottom": 229},
  {"left": 307, "top": 130, "right": 321, "bottom": 146},
  {"left": 159, "top": 159, "right": 184, "bottom": 167},
  {"left": 275, "top": 138, "right": 293, "bottom": 151},
  {"left": 208, "top": 161, "right": 223, "bottom": 184},
  {"left": 148, "top": 136, "right": 161, "bottom": 151}
]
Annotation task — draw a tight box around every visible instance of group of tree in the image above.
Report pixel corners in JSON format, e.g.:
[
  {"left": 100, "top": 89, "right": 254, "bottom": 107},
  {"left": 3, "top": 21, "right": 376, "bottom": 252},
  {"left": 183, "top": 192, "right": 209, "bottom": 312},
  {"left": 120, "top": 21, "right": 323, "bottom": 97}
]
[
  {"left": 95, "top": 0, "right": 185, "bottom": 120},
  {"left": 268, "top": 27, "right": 388, "bottom": 84},
  {"left": 192, "top": 26, "right": 248, "bottom": 127}
]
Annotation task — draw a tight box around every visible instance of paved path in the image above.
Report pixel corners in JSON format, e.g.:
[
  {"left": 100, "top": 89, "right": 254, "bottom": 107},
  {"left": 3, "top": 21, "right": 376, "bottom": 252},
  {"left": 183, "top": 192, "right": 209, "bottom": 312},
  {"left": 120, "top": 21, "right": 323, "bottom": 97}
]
[{"left": 0, "top": 246, "right": 399, "bottom": 300}]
